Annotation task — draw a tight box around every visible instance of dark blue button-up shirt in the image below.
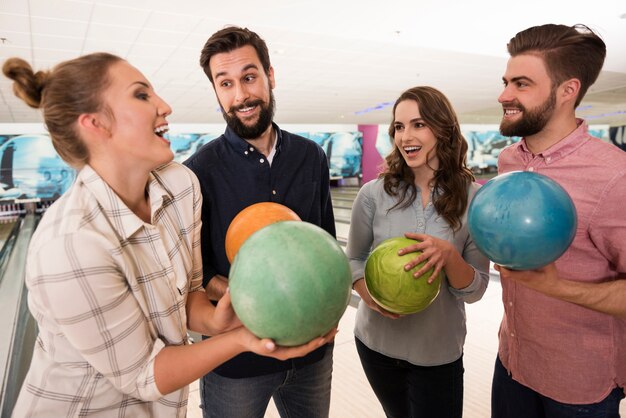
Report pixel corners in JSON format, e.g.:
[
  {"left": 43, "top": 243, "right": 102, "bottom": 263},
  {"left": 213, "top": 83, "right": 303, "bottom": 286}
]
[{"left": 184, "top": 123, "right": 336, "bottom": 377}]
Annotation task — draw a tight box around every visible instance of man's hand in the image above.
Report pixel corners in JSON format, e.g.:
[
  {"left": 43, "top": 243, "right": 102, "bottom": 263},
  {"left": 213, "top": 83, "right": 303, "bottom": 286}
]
[
  {"left": 207, "top": 289, "right": 243, "bottom": 334},
  {"left": 496, "top": 263, "right": 626, "bottom": 320},
  {"left": 495, "top": 263, "right": 559, "bottom": 295},
  {"left": 206, "top": 274, "right": 228, "bottom": 301}
]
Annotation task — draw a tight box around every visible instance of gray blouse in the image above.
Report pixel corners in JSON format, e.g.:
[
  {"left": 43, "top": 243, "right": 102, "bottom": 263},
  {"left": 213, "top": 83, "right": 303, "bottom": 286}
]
[{"left": 346, "top": 178, "right": 489, "bottom": 366}]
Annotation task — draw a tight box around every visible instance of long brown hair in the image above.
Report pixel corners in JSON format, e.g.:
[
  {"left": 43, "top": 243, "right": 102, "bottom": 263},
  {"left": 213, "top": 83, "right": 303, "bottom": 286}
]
[
  {"left": 382, "top": 86, "right": 474, "bottom": 231},
  {"left": 2, "top": 53, "right": 123, "bottom": 167}
]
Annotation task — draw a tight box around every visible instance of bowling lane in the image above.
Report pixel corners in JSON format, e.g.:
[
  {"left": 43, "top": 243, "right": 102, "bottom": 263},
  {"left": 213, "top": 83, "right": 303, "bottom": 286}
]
[
  {"left": 335, "top": 222, "right": 350, "bottom": 247},
  {"left": 333, "top": 206, "right": 352, "bottom": 223},
  {"left": 0, "top": 222, "right": 17, "bottom": 247}
]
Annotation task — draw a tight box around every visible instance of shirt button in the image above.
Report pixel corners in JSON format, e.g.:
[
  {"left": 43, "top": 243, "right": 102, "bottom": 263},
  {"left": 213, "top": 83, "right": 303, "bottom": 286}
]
[
  {"left": 528, "top": 167, "right": 534, "bottom": 172},
  {"left": 249, "top": 147, "right": 254, "bottom": 152},
  {"left": 244, "top": 151, "right": 248, "bottom": 155},
  {"left": 546, "top": 156, "right": 551, "bottom": 162},
  {"left": 260, "top": 158, "right": 265, "bottom": 164},
  {"left": 510, "top": 332, "right": 515, "bottom": 337},
  {"left": 509, "top": 301, "right": 513, "bottom": 307},
  {"left": 272, "top": 190, "right": 276, "bottom": 195}
]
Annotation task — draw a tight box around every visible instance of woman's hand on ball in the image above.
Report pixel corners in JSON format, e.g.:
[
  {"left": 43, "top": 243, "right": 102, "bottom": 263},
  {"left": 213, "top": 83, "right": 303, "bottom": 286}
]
[
  {"left": 400, "top": 233, "right": 451, "bottom": 283},
  {"left": 241, "top": 327, "right": 338, "bottom": 360}
]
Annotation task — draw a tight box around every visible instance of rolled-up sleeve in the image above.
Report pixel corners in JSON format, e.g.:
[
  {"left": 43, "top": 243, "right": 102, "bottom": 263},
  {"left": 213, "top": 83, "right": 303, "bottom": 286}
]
[
  {"left": 448, "top": 194, "right": 490, "bottom": 304},
  {"left": 448, "top": 264, "right": 489, "bottom": 304},
  {"left": 28, "top": 233, "right": 165, "bottom": 401}
]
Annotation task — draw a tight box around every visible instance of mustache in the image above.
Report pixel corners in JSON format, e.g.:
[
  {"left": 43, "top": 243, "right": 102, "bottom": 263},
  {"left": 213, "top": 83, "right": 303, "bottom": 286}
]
[
  {"left": 501, "top": 100, "right": 525, "bottom": 111},
  {"left": 228, "top": 99, "right": 264, "bottom": 114}
]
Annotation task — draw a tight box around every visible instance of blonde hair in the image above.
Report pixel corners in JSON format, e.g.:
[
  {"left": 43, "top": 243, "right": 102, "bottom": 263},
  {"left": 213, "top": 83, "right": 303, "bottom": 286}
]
[{"left": 2, "top": 53, "right": 123, "bottom": 167}]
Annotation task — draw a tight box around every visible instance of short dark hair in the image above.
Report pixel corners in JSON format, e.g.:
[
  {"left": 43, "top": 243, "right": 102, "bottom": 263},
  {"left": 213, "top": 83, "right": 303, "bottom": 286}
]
[
  {"left": 507, "top": 24, "right": 606, "bottom": 107},
  {"left": 199, "top": 26, "right": 271, "bottom": 83}
]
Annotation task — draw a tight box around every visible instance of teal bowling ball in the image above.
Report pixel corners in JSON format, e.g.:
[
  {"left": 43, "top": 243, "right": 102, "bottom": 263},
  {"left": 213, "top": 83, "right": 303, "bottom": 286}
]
[
  {"left": 468, "top": 171, "right": 577, "bottom": 270},
  {"left": 228, "top": 221, "right": 352, "bottom": 346}
]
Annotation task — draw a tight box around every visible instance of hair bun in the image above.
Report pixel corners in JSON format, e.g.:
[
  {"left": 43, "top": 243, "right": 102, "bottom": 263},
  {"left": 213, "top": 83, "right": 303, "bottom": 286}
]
[{"left": 2, "top": 57, "right": 48, "bottom": 109}]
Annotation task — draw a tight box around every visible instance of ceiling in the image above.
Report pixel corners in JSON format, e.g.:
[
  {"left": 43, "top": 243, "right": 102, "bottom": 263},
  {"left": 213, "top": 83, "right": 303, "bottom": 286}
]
[{"left": 1, "top": 0, "right": 626, "bottom": 127}]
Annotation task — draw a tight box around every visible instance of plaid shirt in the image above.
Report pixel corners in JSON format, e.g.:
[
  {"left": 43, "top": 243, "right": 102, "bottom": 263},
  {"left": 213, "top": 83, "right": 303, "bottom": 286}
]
[{"left": 13, "top": 162, "right": 203, "bottom": 417}]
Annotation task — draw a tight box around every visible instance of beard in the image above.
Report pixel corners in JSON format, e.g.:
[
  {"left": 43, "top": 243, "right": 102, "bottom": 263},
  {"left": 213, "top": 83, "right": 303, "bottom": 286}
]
[
  {"left": 221, "top": 91, "right": 275, "bottom": 140},
  {"left": 499, "top": 90, "right": 556, "bottom": 137}
]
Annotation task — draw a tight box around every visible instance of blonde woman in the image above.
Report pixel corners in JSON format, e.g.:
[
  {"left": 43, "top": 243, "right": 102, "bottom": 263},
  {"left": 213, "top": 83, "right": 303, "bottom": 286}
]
[{"left": 3, "top": 54, "right": 334, "bottom": 417}]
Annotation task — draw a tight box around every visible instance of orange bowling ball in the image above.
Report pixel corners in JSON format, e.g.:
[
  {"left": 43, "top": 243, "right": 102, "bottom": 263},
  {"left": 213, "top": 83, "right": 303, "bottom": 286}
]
[{"left": 225, "top": 202, "right": 301, "bottom": 263}]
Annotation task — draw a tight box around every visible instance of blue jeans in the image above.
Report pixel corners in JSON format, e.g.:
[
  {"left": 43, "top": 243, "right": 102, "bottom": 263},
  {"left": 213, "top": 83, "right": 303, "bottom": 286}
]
[
  {"left": 355, "top": 337, "right": 464, "bottom": 418},
  {"left": 199, "top": 348, "right": 333, "bottom": 418},
  {"left": 492, "top": 355, "right": 625, "bottom": 418}
]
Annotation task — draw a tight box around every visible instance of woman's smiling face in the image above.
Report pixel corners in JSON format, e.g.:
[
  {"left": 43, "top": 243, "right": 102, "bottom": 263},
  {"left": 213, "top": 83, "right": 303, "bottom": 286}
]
[
  {"left": 393, "top": 99, "right": 439, "bottom": 176},
  {"left": 98, "top": 60, "right": 174, "bottom": 170}
]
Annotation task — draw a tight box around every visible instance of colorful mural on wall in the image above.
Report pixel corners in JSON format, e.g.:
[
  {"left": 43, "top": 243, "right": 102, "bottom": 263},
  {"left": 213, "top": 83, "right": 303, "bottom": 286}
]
[
  {"left": 295, "top": 131, "right": 363, "bottom": 178},
  {"left": 0, "top": 124, "right": 616, "bottom": 203},
  {"left": 0, "top": 134, "right": 75, "bottom": 201},
  {"left": 168, "top": 133, "right": 221, "bottom": 163},
  {"left": 609, "top": 125, "right": 626, "bottom": 151},
  {"left": 168, "top": 131, "right": 363, "bottom": 179},
  {"left": 463, "top": 130, "right": 520, "bottom": 174},
  {"left": 0, "top": 130, "right": 362, "bottom": 202}
]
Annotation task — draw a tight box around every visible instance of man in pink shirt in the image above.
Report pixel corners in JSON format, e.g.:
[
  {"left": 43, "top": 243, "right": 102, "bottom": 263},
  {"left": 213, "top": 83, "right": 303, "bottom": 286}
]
[{"left": 491, "top": 24, "right": 626, "bottom": 418}]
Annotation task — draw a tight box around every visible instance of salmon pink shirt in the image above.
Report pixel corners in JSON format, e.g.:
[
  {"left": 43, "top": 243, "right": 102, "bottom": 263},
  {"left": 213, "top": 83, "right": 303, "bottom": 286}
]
[{"left": 496, "top": 120, "right": 626, "bottom": 404}]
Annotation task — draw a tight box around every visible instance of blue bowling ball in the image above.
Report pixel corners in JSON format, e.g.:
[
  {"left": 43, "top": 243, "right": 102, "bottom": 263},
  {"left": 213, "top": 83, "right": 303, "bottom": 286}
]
[{"left": 468, "top": 171, "right": 577, "bottom": 270}]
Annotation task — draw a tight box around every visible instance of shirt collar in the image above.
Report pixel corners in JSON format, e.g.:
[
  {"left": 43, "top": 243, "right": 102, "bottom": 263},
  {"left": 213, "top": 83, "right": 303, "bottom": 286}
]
[
  {"left": 267, "top": 130, "right": 279, "bottom": 165},
  {"left": 518, "top": 118, "right": 589, "bottom": 163},
  {"left": 78, "top": 164, "right": 171, "bottom": 239},
  {"left": 224, "top": 122, "right": 284, "bottom": 156},
  {"left": 147, "top": 165, "right": 175, "bottom": 217}
]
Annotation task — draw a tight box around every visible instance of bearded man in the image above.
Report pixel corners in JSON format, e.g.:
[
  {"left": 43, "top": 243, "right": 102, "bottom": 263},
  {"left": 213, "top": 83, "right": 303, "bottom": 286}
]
[
  {"left": 491, "top": 23, "right": 626, "bottom": 418},
  {"left": 184, "top": 26, "right": 336, "bottom": 418}
]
